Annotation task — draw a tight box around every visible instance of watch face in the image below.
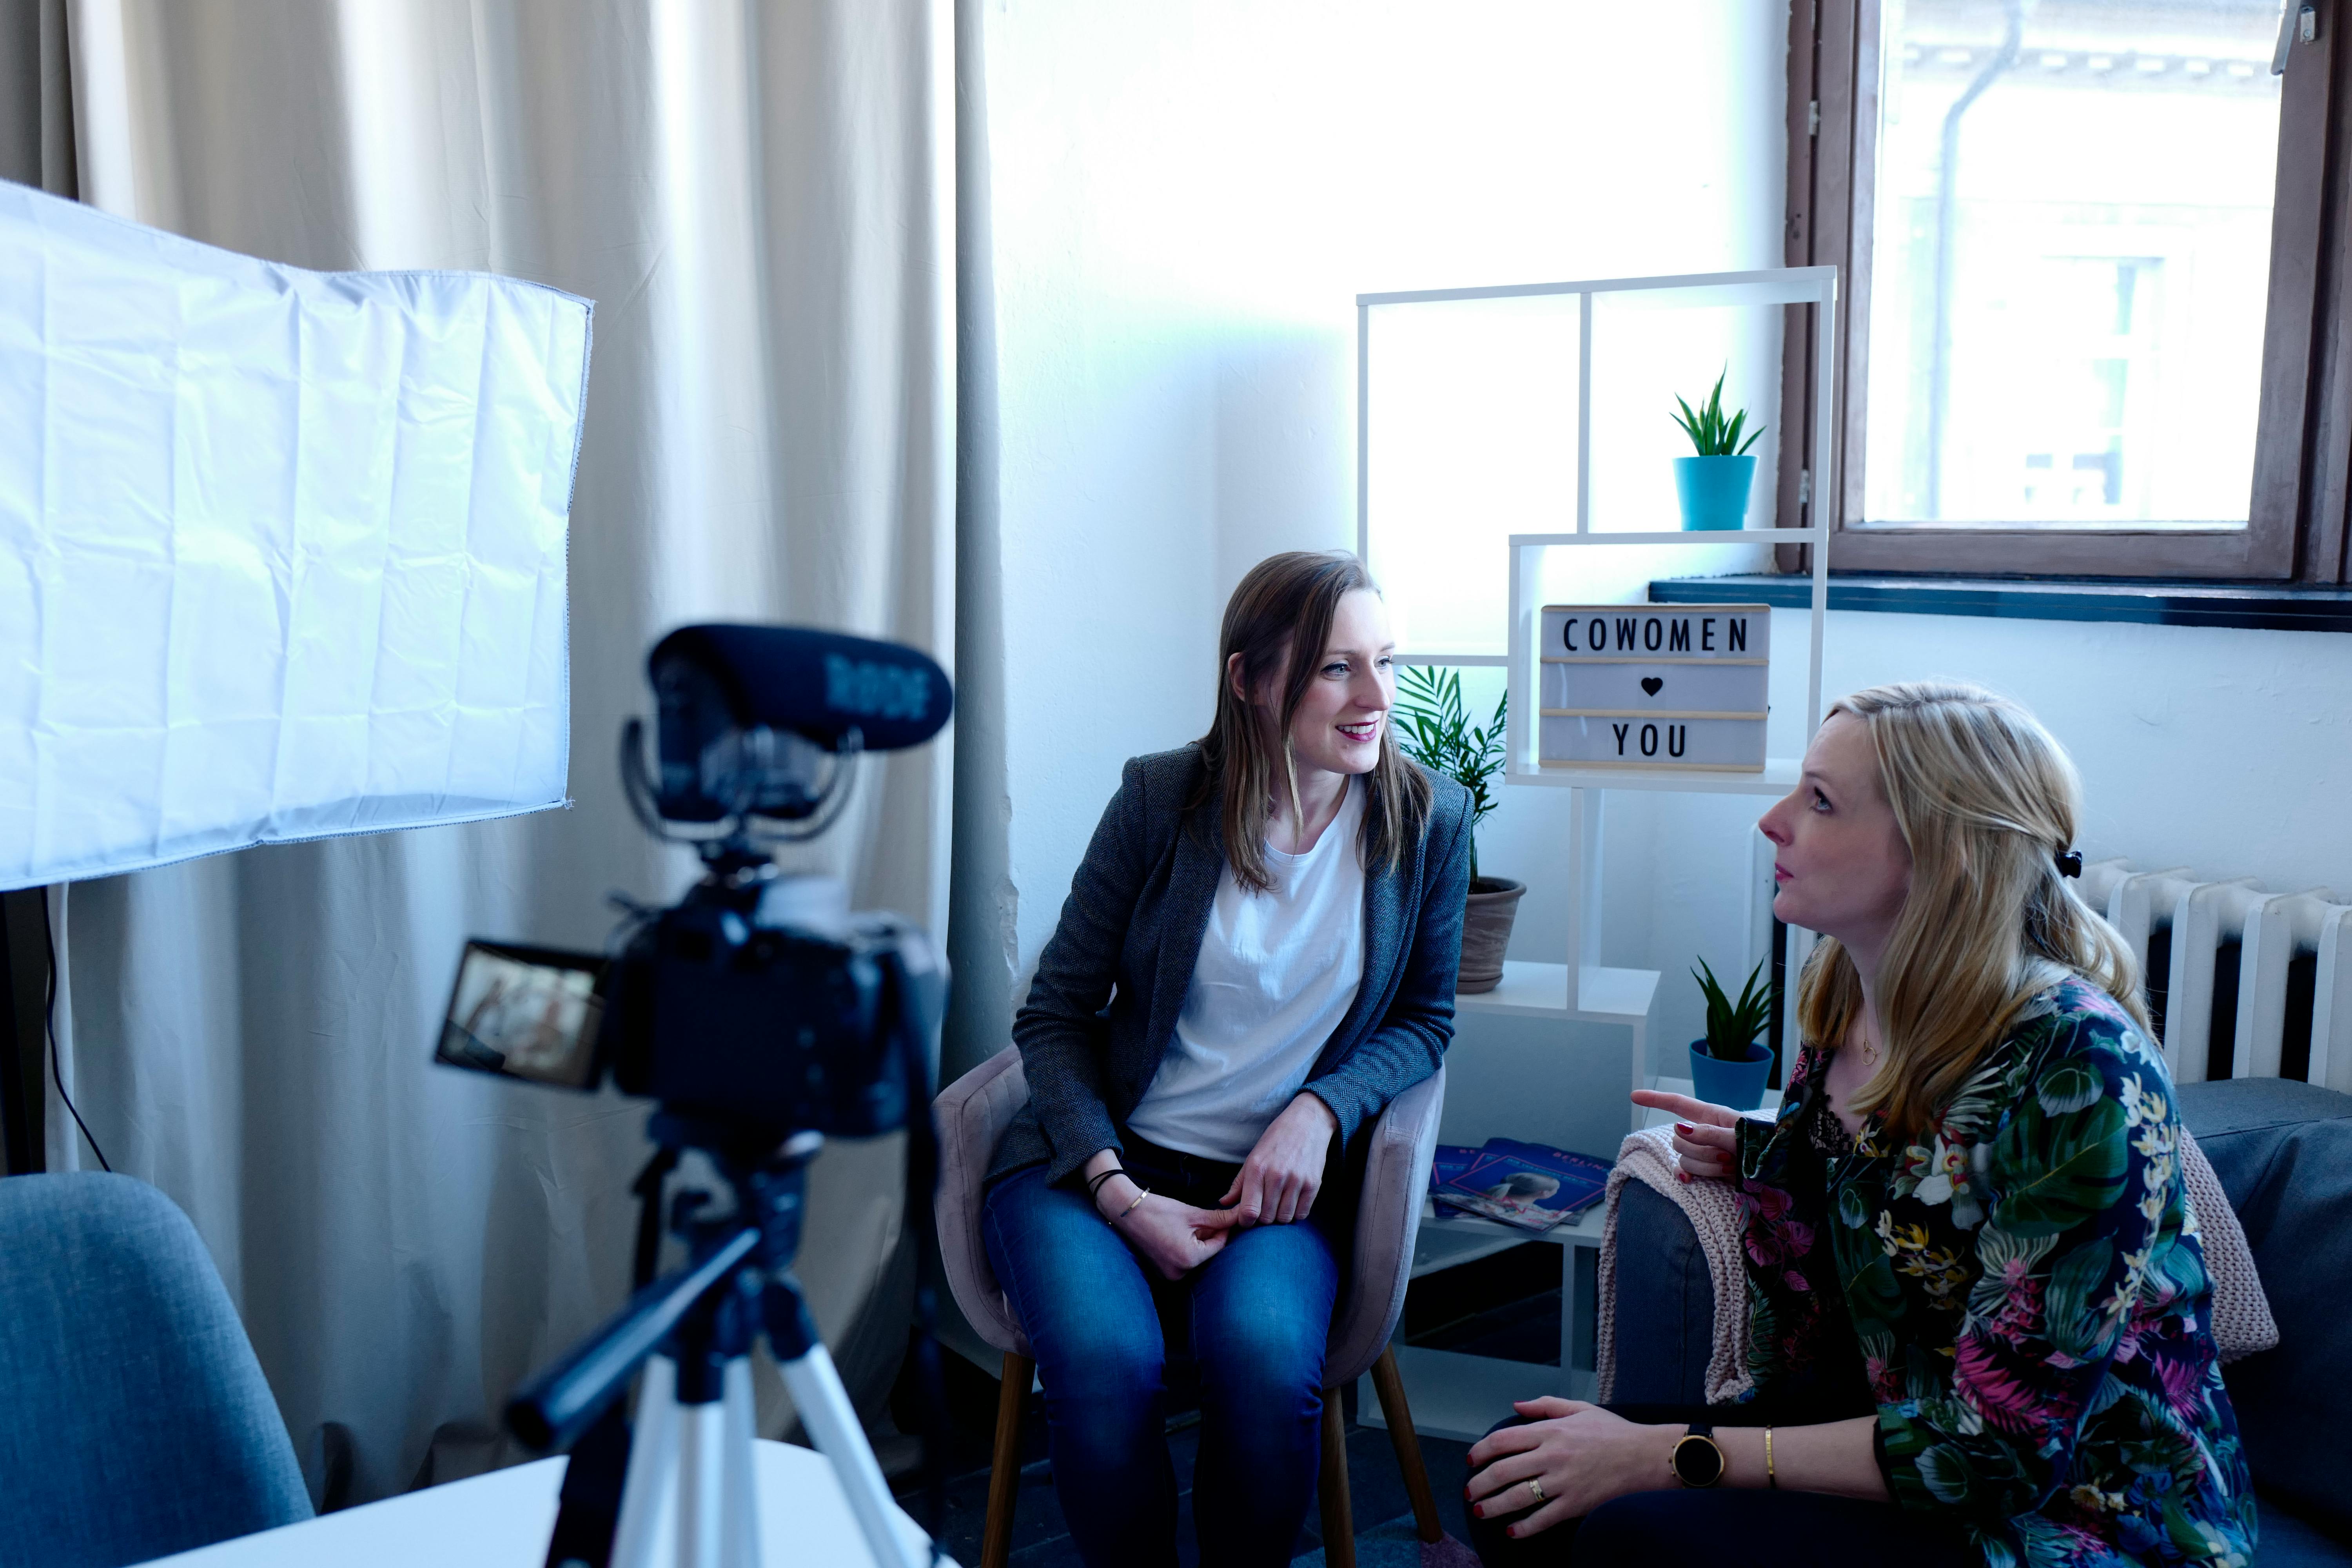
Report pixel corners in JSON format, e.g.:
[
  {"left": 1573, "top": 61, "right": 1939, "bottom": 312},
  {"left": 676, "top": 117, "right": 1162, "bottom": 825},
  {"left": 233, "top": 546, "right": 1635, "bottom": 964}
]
[{"left": 1674, "top": 1434, "right": 1725, "bottom": 1488}]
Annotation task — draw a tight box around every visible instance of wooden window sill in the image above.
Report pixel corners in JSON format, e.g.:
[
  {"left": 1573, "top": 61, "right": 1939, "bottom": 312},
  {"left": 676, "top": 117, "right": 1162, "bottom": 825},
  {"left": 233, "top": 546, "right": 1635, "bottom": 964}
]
[{"left": 1648, "top": 575, "right": 2352, "bottom": 635}]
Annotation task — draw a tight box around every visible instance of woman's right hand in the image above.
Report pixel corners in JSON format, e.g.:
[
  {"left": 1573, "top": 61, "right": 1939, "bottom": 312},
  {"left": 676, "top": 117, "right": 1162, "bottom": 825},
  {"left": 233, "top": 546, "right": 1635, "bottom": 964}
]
[
  {"left": 1112, "top": 1193, "right": 1234, "bottom": 1279},
  {"left": 1628, "top": 1089, "right": 1741, "bottom": 1182}
]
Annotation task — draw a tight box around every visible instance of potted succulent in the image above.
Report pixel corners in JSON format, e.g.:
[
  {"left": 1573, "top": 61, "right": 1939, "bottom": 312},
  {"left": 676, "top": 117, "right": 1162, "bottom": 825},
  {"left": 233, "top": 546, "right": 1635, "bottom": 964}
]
[
  {"left": 1393, "top": 666, "right": 1518, "bottom": 993},
  {"left": 1688, "top": 956, "right": 1777, "bottom": 1111},
  {"left": 1670, "top": 368, "right": 1765, "bottom": 531}
]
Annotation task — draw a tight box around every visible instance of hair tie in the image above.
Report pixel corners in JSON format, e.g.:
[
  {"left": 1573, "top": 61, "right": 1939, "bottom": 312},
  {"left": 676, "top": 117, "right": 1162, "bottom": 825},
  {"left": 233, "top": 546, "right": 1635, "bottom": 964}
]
[{"left": 2055, "top": 848, "right": 2083, "bottom": 878}]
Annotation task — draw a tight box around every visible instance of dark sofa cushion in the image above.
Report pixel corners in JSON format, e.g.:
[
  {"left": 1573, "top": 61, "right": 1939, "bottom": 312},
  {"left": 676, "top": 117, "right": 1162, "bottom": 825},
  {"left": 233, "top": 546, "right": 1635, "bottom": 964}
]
[
  {"left": 2255, "top": 1497, "right": 2352, "bottom": 1567},
  {"left": 1607, "top": 1178, "right": 1714, "bottom": 1406},
  {"left": 2178, "top": 1078, "right": 2352, "bottom": 1539}
]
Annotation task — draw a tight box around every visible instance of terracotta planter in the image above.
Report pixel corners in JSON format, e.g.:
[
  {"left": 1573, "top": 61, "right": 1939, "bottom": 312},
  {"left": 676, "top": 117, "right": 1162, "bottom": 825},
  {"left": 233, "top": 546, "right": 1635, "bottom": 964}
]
[{"left": 1456, "top": 876, "right": 1525, "bottom": 993}]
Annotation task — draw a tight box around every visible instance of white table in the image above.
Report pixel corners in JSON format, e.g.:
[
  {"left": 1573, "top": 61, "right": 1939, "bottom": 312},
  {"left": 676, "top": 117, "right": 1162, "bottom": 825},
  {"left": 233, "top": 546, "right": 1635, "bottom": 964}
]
[{"left": 140, "top": 1439, "right": 953, "bottom": 1568}]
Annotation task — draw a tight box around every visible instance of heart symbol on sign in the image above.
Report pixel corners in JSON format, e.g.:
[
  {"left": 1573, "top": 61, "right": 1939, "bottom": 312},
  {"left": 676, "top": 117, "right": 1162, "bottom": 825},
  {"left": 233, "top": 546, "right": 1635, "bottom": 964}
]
[{"left": 1640, "top": 677, "right": 1664, "bottom": 697}]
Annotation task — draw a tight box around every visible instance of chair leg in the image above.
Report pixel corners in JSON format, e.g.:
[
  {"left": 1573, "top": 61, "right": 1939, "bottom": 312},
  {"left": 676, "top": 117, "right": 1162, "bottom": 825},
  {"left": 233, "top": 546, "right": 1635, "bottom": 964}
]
[
  {"left": 1369, "top": 1344, "right": 1444, "bottom": 1544},
  {"left": 981, "top": 1351, "right": 1033, "bottom": 1568},
  {"left": 1318, "top": 1390, "right": 1356, "bottom": 1568}
]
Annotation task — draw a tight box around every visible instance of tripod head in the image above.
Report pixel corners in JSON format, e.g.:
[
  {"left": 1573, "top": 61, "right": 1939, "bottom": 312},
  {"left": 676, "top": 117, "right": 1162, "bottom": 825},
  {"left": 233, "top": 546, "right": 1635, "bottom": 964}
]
[{"left": 506, "top": 1117, "right": 826, "bottom": 1451}]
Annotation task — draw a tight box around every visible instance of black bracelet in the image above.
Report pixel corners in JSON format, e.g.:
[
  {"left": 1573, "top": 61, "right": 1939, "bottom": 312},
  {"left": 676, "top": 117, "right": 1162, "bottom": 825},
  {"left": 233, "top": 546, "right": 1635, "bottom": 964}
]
[{"left": 1085, "top": 1167, "right": 1127, "bottom": 1205}]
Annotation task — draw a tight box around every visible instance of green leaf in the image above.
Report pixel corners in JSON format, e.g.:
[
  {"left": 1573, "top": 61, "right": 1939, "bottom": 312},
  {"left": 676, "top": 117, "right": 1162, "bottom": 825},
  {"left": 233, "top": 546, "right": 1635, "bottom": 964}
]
[
  {"left": 1916, "top": 1444, "right": 1976, "bottom": 1506},
  {"left": 1392, "top": 663, "right": 1506, "bottom": 872},
  {"left": 1990, "top": 1095, "right": 2130, "bottom": 1236},
  {"left": 1844, "top": 1249, "right": 1906, "bottom": 1332},
  {"left": 1837, "top": 1181, "right": 1872, "bottom": 1229},
  {"left": 1673, "top": 365, "right": 1760, "bottom": 456},
  {"left": 2035, "top": 1060, "right": 2104, "bottom": 1116},
  {"left": 2043, "top": 1236, "right": 2117, "bottom": 1361}
]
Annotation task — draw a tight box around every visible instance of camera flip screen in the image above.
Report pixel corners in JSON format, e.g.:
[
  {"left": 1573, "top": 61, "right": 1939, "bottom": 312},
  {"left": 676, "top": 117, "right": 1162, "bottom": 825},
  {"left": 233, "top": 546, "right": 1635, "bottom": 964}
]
[{"left": 437, "top": 941, "right": 607, "bottom": 1090}]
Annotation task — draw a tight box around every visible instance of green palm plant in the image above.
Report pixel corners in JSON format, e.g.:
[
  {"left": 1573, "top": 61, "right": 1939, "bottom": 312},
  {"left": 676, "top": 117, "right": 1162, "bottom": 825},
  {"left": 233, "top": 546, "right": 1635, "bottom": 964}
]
[
  {"left": 1693, "top": 956, "right": 1777, "bottom": 1062},
  {"left": 1671, "top": 367, "right": 1766, "bottom": 457},
  {"left": 1392, "top": 665, "right": 1505, "bottom": 882}
]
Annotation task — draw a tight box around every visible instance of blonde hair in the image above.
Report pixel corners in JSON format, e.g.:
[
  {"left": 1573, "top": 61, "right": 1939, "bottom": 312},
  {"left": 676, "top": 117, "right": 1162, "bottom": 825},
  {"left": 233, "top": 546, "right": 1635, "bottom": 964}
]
[
  {"left": 1194, "top": 551, "right": 1433, "bottom": 893},
  {"left": 1798, "top": 680, "right": 2151, "bottom": 1138}
]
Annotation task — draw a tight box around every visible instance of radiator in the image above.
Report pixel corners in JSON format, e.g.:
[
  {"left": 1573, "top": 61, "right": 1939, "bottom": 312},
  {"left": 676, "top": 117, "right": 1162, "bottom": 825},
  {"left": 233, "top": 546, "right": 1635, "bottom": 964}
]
[{"left": 2080, "top": 860, "right": 2352, "bottom": 1092}]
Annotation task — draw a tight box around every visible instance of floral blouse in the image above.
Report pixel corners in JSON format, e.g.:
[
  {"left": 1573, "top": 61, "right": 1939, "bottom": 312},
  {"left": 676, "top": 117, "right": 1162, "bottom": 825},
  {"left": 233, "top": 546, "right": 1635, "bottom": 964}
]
[{"left": 1733, "top": 977, "right": 2256, "bottom": 1567}]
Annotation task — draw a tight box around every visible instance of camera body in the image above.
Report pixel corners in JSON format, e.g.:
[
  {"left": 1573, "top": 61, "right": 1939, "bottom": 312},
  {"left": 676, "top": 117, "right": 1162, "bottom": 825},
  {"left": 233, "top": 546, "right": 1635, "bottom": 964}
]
[{"left": 601, "top": 880, "right": 943, "bottom": 1139}]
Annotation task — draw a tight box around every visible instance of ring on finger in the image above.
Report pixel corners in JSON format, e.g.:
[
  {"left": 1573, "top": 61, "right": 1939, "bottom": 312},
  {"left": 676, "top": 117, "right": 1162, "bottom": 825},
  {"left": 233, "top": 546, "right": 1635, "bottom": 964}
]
[{"left": 1526, "top": 1477, "right": 1546, "bottom": 1504}]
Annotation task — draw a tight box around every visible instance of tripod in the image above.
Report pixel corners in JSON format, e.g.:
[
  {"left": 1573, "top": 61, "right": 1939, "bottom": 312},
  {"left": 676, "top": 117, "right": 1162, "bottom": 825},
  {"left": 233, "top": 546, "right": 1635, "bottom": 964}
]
[{"left": 510, "top": 1120, "right": 935, "bottom": 1568}]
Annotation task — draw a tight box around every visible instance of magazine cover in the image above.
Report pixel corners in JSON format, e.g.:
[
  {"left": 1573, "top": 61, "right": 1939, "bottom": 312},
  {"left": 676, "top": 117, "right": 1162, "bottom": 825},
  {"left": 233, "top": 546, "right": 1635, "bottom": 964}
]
[
  {"left": 1486, "top": 1138, "right": 1613, "bottom": 1203},
  {"left": 1437, "top": 1142, "right": 1611, "bottom": 1232},
  {"left": 1428, "top": 1143, "right": 1482, "bottom": 1215}
]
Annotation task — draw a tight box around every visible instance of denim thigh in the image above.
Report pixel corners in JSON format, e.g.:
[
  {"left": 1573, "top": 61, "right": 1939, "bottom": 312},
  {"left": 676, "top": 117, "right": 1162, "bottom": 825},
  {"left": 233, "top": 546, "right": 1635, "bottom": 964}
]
[
  {"left": 1183, "top": 1213, "right": 1339, "bottom": 1565},
  {"left": 982, "top": 1163, "right": 1177, "bottom": 1567}
]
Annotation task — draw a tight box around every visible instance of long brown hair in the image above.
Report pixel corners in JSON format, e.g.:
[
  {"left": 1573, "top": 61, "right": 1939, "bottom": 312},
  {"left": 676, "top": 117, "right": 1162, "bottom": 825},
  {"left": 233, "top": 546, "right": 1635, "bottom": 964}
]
[
  {"left": 1798, "top": 681, "right": 2151, "bottom": 1138},
  {"left": 1194, "top": 551, "right": 1434, "bottom": 892}
]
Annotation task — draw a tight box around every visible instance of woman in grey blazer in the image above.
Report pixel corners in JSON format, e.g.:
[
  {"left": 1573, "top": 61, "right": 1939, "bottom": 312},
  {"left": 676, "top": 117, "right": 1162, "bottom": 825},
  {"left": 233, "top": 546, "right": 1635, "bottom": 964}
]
[{"left": 983, "top": 551, "right": 1474, "bottom": 1568}]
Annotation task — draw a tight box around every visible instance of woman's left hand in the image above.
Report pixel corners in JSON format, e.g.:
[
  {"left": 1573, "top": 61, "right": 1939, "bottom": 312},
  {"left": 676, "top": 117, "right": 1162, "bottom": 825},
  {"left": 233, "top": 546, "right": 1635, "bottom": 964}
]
[
  {"left": 1216, "top": 1092, "right": 1338, "bottom": 1226},
  {"left": 1464, "top": 1398, "right": 1667, "bottom": 1539}
]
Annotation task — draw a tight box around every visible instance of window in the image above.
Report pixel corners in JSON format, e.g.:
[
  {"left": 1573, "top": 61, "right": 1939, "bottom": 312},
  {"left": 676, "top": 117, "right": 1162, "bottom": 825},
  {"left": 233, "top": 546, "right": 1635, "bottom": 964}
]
[{"left": 1786, "top": 0, "right": 2352, "bottom": 579}]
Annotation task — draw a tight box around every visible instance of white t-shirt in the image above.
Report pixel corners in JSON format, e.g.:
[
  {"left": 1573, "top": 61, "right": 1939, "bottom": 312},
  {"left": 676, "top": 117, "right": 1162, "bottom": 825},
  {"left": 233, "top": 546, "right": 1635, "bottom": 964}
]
[{"left": 1125, "top": 777, "right": 1367, "bottom": 1162}]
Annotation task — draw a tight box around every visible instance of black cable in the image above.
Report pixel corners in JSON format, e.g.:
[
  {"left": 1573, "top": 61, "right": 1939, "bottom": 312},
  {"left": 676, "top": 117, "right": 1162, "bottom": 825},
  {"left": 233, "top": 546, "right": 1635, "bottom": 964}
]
[
  {"left": 42, "top": 902, "right": 109, "bottom": 1172},
  {"left": 893, "top": 971, "right": 950, "bottom": 1565}
]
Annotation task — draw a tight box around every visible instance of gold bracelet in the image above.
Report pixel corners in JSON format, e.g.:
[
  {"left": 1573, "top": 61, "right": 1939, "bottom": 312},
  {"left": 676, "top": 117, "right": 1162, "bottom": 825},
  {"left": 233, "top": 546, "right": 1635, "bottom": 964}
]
[
  {"left": 1110, "top": 1186, "right": 1150, "bottom": 1226},
  {"left": 1764, "top": 1426, "right": 1776, "bottom": 1489}
]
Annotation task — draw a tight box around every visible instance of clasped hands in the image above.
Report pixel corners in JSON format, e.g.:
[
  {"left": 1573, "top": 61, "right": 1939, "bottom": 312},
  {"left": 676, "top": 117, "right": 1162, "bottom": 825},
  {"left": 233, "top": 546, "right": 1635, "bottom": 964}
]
[{"left": 1092, "top": 1092, "right": 1337, "bottom": 1281}]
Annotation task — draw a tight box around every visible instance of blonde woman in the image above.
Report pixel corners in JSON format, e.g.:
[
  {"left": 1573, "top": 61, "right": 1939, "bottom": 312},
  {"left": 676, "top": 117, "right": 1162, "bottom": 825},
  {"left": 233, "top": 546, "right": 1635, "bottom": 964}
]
[
  {"left": 1465, "top": 682, "right": 2253, "bottom": 1568},
  {"left": 984, "top": 552, "right": 1473, "bottom": 1568}
]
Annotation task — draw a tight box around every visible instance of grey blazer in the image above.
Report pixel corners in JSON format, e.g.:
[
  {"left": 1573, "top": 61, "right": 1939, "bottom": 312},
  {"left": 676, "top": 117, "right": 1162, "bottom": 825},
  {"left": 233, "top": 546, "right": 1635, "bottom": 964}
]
[{"left": 988, "top": 743, "right": 1473, "bottom": 1188}]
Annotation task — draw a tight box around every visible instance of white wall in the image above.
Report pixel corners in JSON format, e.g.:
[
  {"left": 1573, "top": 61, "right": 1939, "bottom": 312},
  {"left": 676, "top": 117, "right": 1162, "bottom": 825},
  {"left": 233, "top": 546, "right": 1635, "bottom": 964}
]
[
  {"left": 975, "top": 2, "right": 2352, "bottom": 1150},
  {"left": 980, "top": 0, "right": 1795, "bottom": 1004},
  {"left": 1617, "top": 610, "right": 2352, "bottom": 1064}
]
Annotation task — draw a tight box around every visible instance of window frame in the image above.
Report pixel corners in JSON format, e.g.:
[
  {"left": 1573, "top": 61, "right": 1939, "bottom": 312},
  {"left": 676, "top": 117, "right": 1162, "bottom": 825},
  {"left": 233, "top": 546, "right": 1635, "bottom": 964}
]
[{"left": 1782, "top": 0, "right": 2349, "bottom": 581}]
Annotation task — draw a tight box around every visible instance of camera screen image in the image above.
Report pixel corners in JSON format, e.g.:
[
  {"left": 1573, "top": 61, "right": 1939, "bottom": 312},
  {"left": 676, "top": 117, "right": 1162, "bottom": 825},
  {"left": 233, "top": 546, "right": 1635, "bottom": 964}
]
[{"left": 437, "top": 942, "right": 606, "bottom": 1089}]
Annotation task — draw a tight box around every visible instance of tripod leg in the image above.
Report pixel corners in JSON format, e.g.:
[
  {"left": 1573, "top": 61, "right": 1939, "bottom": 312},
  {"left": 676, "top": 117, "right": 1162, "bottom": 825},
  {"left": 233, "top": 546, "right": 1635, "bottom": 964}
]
[
  {"left": 777, "top": 1343, "right": 924, "bottom": 1568},
  {"left": 678, "top": 1395, "right": 725, "bottom": 1568},
  {"left": 612, "top": 1357, "right": 682, "bottom": 1568},
  {"left": 718, "top": 1358, "right": 760, "bottom": 1568}
]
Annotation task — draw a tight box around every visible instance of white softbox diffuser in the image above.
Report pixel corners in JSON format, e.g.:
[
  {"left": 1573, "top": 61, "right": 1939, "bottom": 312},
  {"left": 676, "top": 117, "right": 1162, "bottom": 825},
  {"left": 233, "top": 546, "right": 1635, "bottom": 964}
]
[{"left": 0, "top": 183, "right": 590, "bottom": 890}]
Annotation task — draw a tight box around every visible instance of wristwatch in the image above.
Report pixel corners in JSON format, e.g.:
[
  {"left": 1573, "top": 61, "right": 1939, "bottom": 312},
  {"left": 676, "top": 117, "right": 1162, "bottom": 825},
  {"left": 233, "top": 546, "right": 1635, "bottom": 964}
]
[{"left": 1670, "top": 1422, "right": 1726, "bottom": 1488}]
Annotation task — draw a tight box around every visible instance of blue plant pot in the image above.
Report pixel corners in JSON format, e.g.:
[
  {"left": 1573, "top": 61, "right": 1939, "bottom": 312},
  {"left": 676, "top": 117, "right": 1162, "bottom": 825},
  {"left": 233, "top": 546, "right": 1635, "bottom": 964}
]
[
  {"left": 1689, "top": 1039, "right": 1773, "bottom": 1112},
  {"left": 1673, "top": 454, "right": 1758, "bottom": 531}
]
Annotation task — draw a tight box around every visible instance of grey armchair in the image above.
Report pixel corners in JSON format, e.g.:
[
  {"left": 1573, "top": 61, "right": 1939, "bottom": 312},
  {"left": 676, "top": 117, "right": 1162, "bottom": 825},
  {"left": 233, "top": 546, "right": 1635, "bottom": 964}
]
[
  {"left": 934, "top": 1046, "right": 1448, "bottom": 1568},
  {"left": 0, "top": 1172, "right": 312, "bottom": 1568}
]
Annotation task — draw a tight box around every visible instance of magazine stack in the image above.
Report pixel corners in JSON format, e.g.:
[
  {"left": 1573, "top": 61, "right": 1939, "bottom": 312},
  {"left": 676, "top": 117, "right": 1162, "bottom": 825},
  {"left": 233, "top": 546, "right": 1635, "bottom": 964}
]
[{"left": 1427, "top": 1138, "right": 1613, "bottom": 1232}]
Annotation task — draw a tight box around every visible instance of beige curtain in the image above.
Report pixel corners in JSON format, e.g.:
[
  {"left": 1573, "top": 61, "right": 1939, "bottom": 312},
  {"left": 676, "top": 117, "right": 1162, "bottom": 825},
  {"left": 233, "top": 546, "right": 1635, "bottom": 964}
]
[{"left": 7, "top": 0, "right": 954, "bottom": 1506}]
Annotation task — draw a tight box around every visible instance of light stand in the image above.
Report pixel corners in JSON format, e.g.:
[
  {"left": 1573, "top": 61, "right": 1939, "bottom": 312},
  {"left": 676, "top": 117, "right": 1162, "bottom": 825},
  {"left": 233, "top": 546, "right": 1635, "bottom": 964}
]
[{"left": 508, "top": 1117, "right": 933, "bottom": 1568}]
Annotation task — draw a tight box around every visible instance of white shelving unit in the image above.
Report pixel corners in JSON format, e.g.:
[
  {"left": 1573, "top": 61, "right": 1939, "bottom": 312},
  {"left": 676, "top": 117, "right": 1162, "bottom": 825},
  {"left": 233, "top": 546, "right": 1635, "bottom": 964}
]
[{"left": 1356, "top": 266, "right": 1837, "bottom": 1441}]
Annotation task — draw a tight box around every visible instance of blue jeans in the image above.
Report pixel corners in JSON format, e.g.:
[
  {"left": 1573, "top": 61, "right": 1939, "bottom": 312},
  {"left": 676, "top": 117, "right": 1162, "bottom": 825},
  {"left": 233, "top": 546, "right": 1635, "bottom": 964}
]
[{"left": 982, "top": 1136, "right": 1341, "bottom": 1568}]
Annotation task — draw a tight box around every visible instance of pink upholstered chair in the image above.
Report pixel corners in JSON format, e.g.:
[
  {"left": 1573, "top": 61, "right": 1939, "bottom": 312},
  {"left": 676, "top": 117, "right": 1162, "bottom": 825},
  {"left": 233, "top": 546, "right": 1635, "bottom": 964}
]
[{"left": 934, "top": 1045, "right": 1447, "bottom": 1568}]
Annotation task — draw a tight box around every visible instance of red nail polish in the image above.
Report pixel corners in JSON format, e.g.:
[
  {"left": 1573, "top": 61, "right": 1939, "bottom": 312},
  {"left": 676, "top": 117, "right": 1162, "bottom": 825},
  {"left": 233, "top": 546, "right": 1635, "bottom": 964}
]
[{"left": 1676, "top": 1121, "right": 1694, "bottom": 1135}]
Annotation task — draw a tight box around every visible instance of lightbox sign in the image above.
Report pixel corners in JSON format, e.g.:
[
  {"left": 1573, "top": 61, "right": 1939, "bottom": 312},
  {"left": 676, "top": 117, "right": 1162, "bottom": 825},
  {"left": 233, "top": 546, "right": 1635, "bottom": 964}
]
[{"left": 1538, "top": 604, "right": 1771, "bottom": 771}]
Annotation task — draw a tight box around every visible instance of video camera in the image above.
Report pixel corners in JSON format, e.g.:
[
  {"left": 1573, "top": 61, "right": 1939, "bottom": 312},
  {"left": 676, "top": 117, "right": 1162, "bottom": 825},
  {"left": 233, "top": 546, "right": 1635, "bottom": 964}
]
[
  {"left": 434, "top": 624, "right": 952, "bottom": 1137},
  {"left": 432, "top": 622, "right": 955, "bottom": 1568}
]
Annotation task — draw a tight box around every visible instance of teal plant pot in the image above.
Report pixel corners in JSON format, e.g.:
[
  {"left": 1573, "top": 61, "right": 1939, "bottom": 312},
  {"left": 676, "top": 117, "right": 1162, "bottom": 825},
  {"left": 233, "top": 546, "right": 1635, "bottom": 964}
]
[
  {"left": 1689, "top": 1039, "right": 1773, "bottom": 1112},
  {"left": 1673, "top": 454, "right": 1758, "bottom": 531}
]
